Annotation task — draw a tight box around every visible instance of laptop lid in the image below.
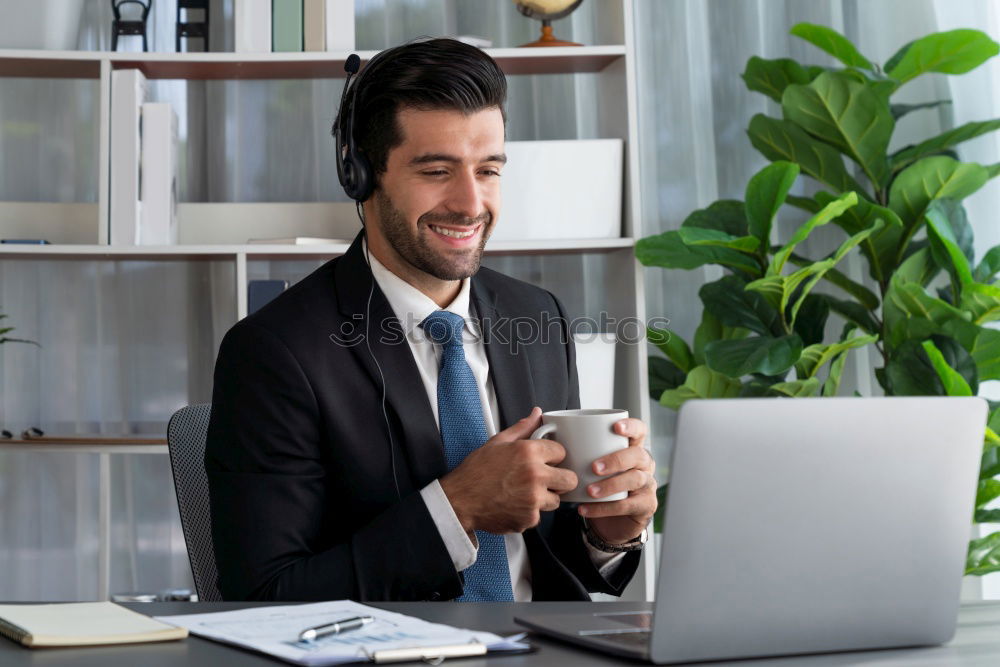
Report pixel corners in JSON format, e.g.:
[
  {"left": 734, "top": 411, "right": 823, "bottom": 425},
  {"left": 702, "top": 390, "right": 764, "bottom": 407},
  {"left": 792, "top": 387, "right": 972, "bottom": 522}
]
[{"left": 649, "top": 396, "right": 986, "bottom": 664}]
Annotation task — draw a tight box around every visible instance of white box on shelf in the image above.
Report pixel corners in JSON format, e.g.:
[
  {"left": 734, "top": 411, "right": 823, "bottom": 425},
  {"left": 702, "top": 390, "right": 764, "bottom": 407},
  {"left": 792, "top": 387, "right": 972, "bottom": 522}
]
[
  {"left": 574, "top": 333, "right": 617, "bottom": 409},
  {"left": 493, "top": 139, "right": 623, "bottom": 241},
  {"left": 324, "top": 0, "right": 355, "bottom": 51},
  {"left": 139, "top": 103, "right": 179, "bottom": 246},
  {"left": 109, "top": 68, "right": 146, "bottom": 246},
  {"left": 235, "top": 0, "right": 272, "bottom": 52}
]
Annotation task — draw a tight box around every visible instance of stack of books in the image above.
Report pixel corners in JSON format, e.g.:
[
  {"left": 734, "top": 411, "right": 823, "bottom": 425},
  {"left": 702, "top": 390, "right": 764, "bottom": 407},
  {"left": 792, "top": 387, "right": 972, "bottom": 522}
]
[{"left": 235, "top": 0, "right": 355, "bottom": 53}]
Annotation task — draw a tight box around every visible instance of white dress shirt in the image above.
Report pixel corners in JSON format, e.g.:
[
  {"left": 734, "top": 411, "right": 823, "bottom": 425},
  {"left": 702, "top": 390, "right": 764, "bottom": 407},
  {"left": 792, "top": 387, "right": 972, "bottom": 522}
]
[{"left": 364, "top": 242, "right": 623, "bottom": 601}]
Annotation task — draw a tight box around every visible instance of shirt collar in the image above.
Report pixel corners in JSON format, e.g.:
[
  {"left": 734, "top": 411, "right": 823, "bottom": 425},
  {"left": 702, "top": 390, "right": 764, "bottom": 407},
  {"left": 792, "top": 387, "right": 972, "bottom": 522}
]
[{"left": 363, "top": 238, "right": 479, "bottom": 340}]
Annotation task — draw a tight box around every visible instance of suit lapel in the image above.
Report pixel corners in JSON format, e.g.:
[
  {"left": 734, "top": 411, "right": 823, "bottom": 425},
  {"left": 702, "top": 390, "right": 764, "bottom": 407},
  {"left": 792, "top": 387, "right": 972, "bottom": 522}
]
[
  {"left": 335, "top": 232, "right": 446, "bottom": 487},
  {"left": 471, "top": 277, "right": 537, "bottom": 430}
]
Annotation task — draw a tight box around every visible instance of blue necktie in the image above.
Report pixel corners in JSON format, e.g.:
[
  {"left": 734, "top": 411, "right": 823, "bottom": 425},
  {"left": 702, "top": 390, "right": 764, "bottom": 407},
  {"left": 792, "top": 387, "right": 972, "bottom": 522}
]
[{"left": 420, "top": 310, "right": 515, "bottom": 602}]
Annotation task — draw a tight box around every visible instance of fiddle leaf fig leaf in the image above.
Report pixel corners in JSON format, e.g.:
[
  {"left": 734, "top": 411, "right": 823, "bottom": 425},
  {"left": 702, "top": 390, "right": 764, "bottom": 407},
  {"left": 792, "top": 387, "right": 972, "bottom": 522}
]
[
  {"left": 888, "top": 156, "right": 988, "bottom": 230},
  {"left": 704, "top": 334, "right": 804, "bottom": 377},
  {"left": 742, "top": 56, "right": 811, "bottom": 102},
  {"left": 635, "top": 230, "right": 761, "bottom": 275},
  {"left": 790, "top": 23, "right": 874, "bottom": 70},
  {"left": 887, "top": 29, "right": 1000, "bottom": 87},
  {"left": 960, "top": 283, "right": 1000, "bottom": 326},
  {"left": 795, "top": 333, "right": 879, "bottom": 379},
  {"left": 747, "top": 114, "right": 867, "bottom": 194},
  {"left": 659, "top": 365, "right": 742, "bottom": 410},
  {"left": 892, "top": 118, "right": 1000, "bottom": 171},
  {"left": 769, "top": 191, "right": 859, "bottom": 276},
  {"left": 745, "top": 161, "right": 799, "bottom": 249},
  {"left": 782, "top": 71, "right": 894, "bottom": 187}
]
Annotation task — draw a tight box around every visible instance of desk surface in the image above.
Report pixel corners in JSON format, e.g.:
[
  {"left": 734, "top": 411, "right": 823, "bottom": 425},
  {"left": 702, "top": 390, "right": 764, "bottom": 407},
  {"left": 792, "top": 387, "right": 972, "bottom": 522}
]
[{"left": 2, "top": 600, "right": 1000, "bottom": 666}]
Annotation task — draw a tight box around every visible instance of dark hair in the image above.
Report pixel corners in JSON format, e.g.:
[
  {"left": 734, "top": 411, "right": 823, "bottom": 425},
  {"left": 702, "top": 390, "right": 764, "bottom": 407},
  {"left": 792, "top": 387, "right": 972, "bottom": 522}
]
[{"left": 334, "top": 38, "right": 508, "bottom": 179}]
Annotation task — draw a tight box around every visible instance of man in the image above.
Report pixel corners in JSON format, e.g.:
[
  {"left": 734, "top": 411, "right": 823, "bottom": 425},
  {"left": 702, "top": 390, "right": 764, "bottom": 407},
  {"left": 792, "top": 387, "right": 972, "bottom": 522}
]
[{"left": 206, "top": 38, "right": 656, "bottom": 602}]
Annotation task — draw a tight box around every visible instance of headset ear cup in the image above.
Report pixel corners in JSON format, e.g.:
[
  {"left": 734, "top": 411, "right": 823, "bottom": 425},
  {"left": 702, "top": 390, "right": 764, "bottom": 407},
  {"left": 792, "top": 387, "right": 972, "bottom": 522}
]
[{"left": 348, "top": 149, "right": 374, "bottom": 202}]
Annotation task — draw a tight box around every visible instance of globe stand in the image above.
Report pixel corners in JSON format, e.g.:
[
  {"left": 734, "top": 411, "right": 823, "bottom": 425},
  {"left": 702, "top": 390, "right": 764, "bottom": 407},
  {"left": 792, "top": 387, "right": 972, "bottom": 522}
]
[{"left": 520, "top": 20, "right": 581, "bottom": 48}]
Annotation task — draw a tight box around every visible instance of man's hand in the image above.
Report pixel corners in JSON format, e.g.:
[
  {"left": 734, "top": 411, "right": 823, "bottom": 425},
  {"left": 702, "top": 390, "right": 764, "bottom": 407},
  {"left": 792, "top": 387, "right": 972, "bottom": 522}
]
[
  {"left": 439, "top": 407, "right": 578, "bottom": 535},
  {"left": 579, "top": 418, "right": 657, "bottom": 545}
]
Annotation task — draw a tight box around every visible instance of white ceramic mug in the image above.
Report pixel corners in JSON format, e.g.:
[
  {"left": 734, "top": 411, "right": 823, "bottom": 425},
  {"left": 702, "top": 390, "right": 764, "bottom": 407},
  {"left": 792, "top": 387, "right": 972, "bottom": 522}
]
[{"left": 530, "top": 408, "right": 629, "bottom": 503}]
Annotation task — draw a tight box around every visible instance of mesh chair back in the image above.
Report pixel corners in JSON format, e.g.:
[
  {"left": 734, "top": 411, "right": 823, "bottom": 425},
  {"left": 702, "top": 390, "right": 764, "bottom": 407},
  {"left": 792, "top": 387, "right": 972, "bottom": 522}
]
[{"left": 167, "top": 404, "right": 223, "bottom": 601}]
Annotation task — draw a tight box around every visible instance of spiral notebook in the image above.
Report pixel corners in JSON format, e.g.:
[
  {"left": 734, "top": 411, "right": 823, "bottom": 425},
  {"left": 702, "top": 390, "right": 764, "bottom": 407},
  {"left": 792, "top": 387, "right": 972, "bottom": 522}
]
[{"left": 0, "top": 602, "right": 187, "bottom": 648}]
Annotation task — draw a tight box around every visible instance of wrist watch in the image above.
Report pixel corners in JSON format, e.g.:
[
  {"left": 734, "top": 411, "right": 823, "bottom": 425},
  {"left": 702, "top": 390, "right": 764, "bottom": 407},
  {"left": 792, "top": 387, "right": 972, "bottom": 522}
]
[{"left": 582, "top": 517, "right": 648, "bottom": 553}]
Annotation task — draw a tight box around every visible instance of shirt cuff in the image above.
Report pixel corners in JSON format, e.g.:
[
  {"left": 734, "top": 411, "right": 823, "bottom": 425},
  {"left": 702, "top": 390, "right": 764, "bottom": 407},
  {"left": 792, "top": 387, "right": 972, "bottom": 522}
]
[
  {"left": 583, "top": 529, "right": 628, "bottom": 577},
  {"left": 420, "top": 480, "right": 477, "bottom": 572}
]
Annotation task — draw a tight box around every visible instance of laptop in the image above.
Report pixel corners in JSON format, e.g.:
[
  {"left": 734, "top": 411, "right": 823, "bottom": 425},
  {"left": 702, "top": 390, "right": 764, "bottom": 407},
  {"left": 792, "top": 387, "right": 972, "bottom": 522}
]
[{"left": 516, "top": 397, "right": 987, "bottom": 664}]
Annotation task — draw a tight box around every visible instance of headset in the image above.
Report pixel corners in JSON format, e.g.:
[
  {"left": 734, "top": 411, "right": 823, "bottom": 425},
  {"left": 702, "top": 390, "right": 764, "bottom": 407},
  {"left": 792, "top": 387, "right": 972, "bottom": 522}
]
[{"left": 335, "top": 50, "right": 402, "bottom": 501}]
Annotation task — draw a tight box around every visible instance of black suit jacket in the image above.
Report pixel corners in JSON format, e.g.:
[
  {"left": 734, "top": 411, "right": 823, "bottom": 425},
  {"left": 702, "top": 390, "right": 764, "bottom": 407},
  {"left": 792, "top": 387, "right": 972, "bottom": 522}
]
[{"left": 205, "top": 231, "right": 640, "bottom": 601}]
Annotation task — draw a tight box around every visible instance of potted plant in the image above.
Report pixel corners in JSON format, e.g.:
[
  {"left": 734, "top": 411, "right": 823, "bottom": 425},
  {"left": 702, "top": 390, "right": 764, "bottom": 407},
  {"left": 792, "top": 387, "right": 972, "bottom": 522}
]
[{"left": 638, "top": 23, "right": 1000, "bottom": 574}]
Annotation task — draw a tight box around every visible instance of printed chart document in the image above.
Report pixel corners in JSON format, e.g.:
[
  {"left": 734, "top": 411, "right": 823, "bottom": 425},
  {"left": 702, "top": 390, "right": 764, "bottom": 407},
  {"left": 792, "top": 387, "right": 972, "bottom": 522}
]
[{"left": 156, "top": 600, "right": 529, "bottom": 665}]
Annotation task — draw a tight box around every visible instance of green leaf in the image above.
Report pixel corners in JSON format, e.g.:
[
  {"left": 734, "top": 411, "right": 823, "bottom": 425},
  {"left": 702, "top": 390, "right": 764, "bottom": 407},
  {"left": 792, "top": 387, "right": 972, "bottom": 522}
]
[
  {"left": 785, "top": 195, "right": 822, "bottom": 213},
  {"left": 635, "top": 230, "right": 761, "bottom": 276},
  {"left": 704, "top": 335, "right": 804, "bottom": 377},
  {"left": 788, "top": 251, "right": 881, "bottom": 310},
  {"left": 892, "top": 118, "right": 1000, "bottom": 170},
  {"left": 926, "top": 200, "right": 975, "bottom": 287},
  {"left": 692, "top": 309, "right": 749, "bottom": 366},
  {"left": 815, "top": 191, "right": 905, "bottom": 283},
  {"left": 943, "top": 320, "right": 1000, "bottom": 382},
  {"left": 648, "top": 356, "right": 687, "bottom": 401},
  {"left": 883, "top": 275, "right": 970, "bottom": 347},
  {"left": 769, "top": 191, "right": 859, "bottom": 276},
  {"left": 747, "top": 114, "right": 868, "bottom": 194},
  {"left": 699, "top": 275, "right": 783, "bottom": 337},
  {"left": 978, "top": 480, "right": 1000, "bottom": 509},
  {"left": 887, "top": 29, "right": 1000, "bottom": 87},
  {"left": 767, "top": 377, "right": 822, "bottom": 397},
  {"left": 789, "top": 23, "right": 874, "bottom": 69},
  {"left": 921, "top": 339, "right": 974, "bottom": 396},
  {"left": 890, "top": 99, "right": 951, "bottom": 120},
  {"left": 895, "top": 246, "right": 940, "bottom": 287},
  {"left": 888, "top": 156, "right": 989, "bottom": 230},
  {"left": 960, "top": 283, "right": 1000, "bottom": 326},
  {"left": 967, "top": 530, "right": 1000, "bottom": 575},
  {"left": 659, "top": 365, "right": 743, "bottom": 410},
  {"left": 782, "top": 71, "right": 894, "bottom": 187},
  {"left": 974, "top": 245, "right": 1000, "bottom": 283},
  {"left": 821, "top": 295, "right": 880, "bottom": 334},
  {"left": 792, "top": 294, "right": 830, "bottom": 346},
  {"left": 647, "top": 327, "right": 693, "bottom": 373},
  {"left": 822, "top": 345, "right": 850, "bottom": 396},
  {"left": 676, "top": 227, "right": 760, "bottom": 252},
  {"left": 741, "top": 56, "right": 812, "bottom": 102},
  {"left": 885, "top": 336, "right": 978, "bottom": 396},
  {"left": 974, "top": 509, "right": 1000, "bottom": 523},
  {"left": 796, "top": 332, "right": 879, "bottom": 378},
  {"left": 680, "top": 199, "right": 748, "bottom": 237},
  {"left": 745, "top": 161, "right": 799, "bottom": 250}
]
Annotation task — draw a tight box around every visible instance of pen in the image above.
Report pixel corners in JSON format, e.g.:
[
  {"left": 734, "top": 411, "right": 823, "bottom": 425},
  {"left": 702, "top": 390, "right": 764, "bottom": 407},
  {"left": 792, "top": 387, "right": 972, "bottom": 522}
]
[{"left": 298, "top": 615, "right": 374, "bottom": 641}]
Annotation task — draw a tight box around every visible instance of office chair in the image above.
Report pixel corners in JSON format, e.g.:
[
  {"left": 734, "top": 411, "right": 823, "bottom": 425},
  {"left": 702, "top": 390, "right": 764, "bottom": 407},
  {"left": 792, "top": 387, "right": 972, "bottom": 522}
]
[
  {"left": 111, "top": 0, "right": 153, "bottom": 52},
  {"left": 166, "top": 403, "right": 223, "bottom": 601}
]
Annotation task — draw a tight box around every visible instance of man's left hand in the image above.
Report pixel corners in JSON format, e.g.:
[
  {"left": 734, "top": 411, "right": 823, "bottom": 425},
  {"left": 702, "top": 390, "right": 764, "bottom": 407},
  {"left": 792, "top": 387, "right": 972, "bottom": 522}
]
[{"left": 578, "top": 418, "right": 657, "bottom": 545}]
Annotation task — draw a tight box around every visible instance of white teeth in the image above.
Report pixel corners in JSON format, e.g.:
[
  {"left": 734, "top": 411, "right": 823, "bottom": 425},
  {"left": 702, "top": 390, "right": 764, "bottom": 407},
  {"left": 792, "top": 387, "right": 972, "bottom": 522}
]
[{"left": 430, "top": 224, "right": 476, "bottom": 239}]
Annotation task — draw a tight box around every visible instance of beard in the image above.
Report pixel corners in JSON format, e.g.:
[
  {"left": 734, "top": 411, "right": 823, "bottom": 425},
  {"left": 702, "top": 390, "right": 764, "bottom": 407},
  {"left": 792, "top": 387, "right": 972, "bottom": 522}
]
[{"left": 373, "top": 188, "right": 492, "bottom": 281}]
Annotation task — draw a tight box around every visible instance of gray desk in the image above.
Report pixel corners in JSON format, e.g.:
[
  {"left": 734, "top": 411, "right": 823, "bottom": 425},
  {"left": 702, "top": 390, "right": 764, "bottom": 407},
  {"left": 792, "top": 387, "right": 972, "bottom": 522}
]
[{"left": 3, "top": 601, "right": 1000, "bottom": 665}]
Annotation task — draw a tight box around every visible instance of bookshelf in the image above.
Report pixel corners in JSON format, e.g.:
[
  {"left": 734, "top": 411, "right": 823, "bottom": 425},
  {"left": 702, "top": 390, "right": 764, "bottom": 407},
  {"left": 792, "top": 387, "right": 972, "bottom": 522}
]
[{"left": 0, "top": 0, "right": 653, "bottom": 601}]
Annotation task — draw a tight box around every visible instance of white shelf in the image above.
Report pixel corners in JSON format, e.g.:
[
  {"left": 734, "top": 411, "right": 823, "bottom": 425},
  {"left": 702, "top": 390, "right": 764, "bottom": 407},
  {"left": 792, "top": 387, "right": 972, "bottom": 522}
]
[
  {"left": 0, "top": 238, "right": 635, "bottom": 260},
  {"left": 0, "top": 45, "right": 626, "bottom": 79}
]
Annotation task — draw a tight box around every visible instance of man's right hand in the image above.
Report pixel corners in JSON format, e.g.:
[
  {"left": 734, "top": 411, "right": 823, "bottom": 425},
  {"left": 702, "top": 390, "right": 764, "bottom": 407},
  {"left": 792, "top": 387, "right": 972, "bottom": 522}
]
[{"left": 439, "top": 407, "right": 578, "bottom": 535}]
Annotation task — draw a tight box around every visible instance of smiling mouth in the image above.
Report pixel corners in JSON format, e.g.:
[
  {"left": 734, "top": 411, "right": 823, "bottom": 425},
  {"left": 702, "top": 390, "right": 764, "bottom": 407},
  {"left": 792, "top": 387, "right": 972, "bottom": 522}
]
[{"left": 428, "top": 223, "right": 481, "bottom": 240}]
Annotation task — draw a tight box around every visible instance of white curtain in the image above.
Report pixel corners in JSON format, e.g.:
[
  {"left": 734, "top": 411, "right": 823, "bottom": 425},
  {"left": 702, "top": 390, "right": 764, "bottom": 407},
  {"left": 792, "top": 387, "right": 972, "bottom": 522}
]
[{"left": 1, "top": 0, "right": 993, "bottom": 600}]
